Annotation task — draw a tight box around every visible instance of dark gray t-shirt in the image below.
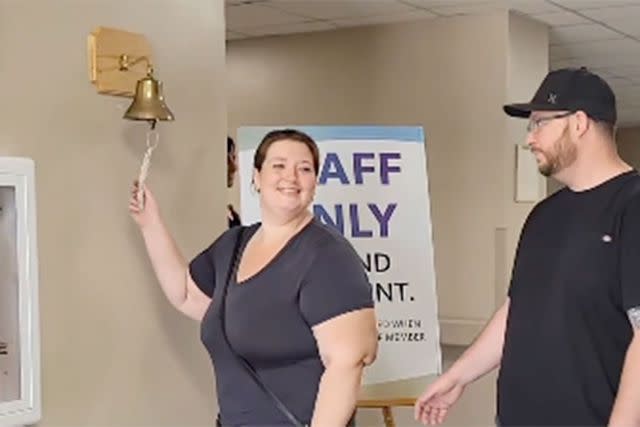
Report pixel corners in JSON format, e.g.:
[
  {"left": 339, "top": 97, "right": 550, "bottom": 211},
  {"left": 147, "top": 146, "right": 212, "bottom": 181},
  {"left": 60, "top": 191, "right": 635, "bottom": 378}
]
[{"left": 189, "top": 218, "right": 374, "bottom": 426}]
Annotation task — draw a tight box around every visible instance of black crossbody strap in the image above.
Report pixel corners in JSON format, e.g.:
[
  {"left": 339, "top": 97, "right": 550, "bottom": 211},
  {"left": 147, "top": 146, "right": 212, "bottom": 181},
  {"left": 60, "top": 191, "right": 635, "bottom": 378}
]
[{"left": 218, "top": 227, "right": 306, "bottom": 427}]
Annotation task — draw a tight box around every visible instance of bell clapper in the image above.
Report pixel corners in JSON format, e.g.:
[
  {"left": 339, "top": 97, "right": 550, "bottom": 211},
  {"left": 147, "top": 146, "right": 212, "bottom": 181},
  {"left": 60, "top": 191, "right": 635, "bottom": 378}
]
[{"left": 136, "top": 119, "right": 159, "bottom": 209}]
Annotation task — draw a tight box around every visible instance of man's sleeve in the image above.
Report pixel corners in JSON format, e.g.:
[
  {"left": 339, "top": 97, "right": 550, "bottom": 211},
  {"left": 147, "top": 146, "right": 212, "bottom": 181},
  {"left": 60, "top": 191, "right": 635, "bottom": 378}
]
[{"left": 619, "top": 196, "right": 640, "bottom": 317}]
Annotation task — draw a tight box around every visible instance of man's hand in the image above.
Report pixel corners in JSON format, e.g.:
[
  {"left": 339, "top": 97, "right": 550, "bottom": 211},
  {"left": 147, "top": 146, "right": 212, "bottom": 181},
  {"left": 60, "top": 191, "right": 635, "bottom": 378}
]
[{"left": 414, "top": 372, "right": 466, "bottom": 425}]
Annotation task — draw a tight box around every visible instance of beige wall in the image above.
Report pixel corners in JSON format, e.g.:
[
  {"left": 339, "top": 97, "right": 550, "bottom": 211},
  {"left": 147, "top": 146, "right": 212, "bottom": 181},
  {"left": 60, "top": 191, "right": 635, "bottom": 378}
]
[
  {"left": 227, "top": 11, "right": 547, "bottom": 344},
  {"left": 502, "top": 13, "right": 550, "bottom": 300},
  {"left": 227, "top": 11, "right": 548, "bottom": 426},
  {"left": 0, "top": 0, "right": 226, "bottom": 425},
  {"left": 227, "top": 12, "right": 508, "bottom": 342},
  {"left": 618, "top": 126, "right": 640, "bottom": 167}
]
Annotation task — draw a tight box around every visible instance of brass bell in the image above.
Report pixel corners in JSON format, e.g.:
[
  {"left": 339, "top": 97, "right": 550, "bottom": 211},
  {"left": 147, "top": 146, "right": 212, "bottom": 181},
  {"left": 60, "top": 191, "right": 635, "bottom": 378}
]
[{"left": 124, "top": 67, "right": 174, "bottom": 127}]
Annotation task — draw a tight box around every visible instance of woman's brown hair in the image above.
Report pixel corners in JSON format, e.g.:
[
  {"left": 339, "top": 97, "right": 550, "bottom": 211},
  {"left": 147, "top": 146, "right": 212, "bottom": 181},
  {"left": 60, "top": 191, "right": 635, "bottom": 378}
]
[{"left": 254, "top": 129, "right": 320, "bottom": 174}]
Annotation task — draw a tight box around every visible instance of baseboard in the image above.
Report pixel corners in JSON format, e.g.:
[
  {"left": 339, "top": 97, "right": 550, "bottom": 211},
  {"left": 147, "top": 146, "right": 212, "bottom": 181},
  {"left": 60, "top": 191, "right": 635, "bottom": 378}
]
[{"left": 439, "top": 317, "right": 486, "bottom": 346}]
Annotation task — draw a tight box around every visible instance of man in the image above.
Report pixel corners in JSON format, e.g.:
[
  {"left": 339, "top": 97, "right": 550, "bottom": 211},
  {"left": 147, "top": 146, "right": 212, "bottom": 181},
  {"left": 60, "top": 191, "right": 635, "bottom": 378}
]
[{"left": 414, "top": 67, "right": 640, "bottom": 426}]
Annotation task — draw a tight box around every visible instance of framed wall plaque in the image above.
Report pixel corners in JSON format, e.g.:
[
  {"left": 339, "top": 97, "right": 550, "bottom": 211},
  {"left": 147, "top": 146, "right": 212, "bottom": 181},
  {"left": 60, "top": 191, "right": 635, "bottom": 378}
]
[{"left": 0, "top": 157, "right": 41, "bottom": 426}]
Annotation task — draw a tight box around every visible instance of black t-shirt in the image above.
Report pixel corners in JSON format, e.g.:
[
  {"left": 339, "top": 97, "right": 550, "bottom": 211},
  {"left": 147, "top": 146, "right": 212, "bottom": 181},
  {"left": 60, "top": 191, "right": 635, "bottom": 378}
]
[
  {"left": 498, "top": 170, "right": 640, "bottom": 426},
  {"left": 189, "top": 218, "right": 374, "bottom": 427}
]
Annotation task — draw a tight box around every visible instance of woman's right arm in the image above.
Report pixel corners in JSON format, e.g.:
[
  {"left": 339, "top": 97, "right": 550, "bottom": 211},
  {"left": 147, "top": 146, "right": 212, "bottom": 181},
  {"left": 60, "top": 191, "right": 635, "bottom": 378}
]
[{"left": 129, "top": 183, "right": 211, "bottom": 321}]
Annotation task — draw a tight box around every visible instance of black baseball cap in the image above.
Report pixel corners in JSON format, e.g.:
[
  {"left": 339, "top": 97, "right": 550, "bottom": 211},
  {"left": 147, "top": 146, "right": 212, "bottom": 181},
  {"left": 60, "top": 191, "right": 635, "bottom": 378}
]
[{"left": 503, "top": 67, "right": 617, "bottom": 125}]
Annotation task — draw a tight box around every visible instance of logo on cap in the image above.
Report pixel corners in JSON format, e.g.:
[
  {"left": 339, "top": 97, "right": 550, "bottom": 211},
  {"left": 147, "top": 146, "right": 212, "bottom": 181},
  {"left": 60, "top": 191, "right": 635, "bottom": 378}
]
[{"left": 548, "top": 93, "right": 557, "bottom": 104}]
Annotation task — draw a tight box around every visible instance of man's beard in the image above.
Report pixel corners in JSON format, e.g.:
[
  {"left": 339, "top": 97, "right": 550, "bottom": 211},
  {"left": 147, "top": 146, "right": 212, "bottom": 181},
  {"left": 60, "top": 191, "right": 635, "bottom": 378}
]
[{"left": 536, "top": 126, "right": 577, "bottom": 177}]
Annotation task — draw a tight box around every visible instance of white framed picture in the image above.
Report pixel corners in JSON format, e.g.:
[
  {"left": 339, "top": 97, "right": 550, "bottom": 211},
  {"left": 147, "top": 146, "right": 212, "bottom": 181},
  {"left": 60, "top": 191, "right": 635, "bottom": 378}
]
[{"left": 0, "top": 157, "right": 41, "bottom": 426}]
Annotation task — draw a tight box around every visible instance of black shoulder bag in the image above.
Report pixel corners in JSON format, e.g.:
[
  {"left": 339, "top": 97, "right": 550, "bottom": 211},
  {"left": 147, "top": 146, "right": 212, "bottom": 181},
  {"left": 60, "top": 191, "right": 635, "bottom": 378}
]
[{"left": 216, "top": 227, "right": 307, "bottom": 427}]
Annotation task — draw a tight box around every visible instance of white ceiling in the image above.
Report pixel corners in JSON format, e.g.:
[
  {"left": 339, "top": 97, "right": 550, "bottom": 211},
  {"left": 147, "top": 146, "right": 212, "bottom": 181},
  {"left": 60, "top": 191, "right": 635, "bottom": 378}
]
[{"left": 225, "top": 0, "right": 640, "bottom": 127}]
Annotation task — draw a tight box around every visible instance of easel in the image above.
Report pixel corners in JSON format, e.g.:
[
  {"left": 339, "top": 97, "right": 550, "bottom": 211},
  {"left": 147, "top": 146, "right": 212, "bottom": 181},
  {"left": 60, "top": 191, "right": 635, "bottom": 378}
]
[
  {"left": 355, "top": 373, "right": 433, "bottom": 427},
  {"left": 356, "top": 397, "right": 416, "bottom": 427}
]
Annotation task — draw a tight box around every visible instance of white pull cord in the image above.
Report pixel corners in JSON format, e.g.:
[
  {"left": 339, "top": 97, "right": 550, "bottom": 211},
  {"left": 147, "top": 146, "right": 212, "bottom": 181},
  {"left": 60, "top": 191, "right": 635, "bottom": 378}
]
[{"left": 136, "top": 129, "right": 160, "bottom": 209}]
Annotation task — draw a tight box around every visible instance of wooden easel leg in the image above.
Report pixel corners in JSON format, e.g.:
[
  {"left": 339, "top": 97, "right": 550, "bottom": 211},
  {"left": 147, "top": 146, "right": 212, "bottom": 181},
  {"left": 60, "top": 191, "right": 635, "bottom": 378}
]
[{"left": 382, "top": 406, "right": 395, "bottom": 427}]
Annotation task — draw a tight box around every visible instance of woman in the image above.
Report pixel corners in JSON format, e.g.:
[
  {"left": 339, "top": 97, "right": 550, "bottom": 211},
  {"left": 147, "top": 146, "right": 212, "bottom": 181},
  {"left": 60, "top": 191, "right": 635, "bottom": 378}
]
[{"left": 129, "top": 129, "right": 378, "bottom": 427}]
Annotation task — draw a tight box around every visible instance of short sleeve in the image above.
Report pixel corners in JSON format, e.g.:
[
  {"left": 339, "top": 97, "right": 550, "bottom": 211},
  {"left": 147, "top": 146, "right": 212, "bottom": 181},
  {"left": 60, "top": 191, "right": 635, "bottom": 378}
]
[
  {"left": 507, "top": 232, "right": 525, "bottom": 298},
  {"left": 507, "top": 207, "right": 536, "bottom": 299},
  {"left": 299, "top": 241, "right": 374, "bottom": 326},
  {"left": 620, "top": 195, "right": 640, "bottom": 310},
  {"left": 189, "top": 243, "right": 216, "bottom": 298}
]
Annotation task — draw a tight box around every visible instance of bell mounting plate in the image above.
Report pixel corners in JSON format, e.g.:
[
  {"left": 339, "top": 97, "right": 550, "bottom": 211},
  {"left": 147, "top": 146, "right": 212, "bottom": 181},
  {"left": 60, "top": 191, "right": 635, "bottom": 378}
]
[{"left": 88, "top": 26, "right": 154, "bottom": 97}]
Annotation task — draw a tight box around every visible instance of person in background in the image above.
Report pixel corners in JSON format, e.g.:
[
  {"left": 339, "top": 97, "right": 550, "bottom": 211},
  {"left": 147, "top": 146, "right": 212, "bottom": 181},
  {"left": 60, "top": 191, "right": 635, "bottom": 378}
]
[
  {"left": 227, "top": 136, "right": 242, "bottom": 228},
  {"left": 130, "top": 128, "right": 378, "bottom": 427},
  {"left": 415, "top": 67, "right": 640, "bottom": 427}
]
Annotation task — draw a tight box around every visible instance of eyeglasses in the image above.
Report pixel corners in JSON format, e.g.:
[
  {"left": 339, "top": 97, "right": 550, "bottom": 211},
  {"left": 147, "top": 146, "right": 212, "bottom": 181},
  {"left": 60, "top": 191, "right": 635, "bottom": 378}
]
[{"left": 526, "top": 111, "right": 574, "bottom": 133}]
